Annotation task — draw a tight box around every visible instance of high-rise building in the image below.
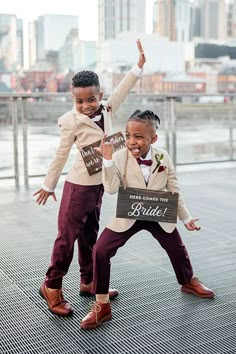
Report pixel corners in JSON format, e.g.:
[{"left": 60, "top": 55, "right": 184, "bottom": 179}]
[
  {"left": 189, "top": 0, "right": 201, "bottom": 40},
  {"left": 58, "top": 29, "right": 96, "bottom": 73},
  {"left": 227, "top": 0, "right": 236, "bottom": 37},
  {"left": 0, "top": 14, "right": 24, "bottom": 72},
  {"left": 175, "top": 0, "right": 192, "bottom": 41},
  {"left": 153, "top": 0, "right": 176, "bottom": 40},
  {"left": 201, "top": 0, "right": 226, "bottom": 41},
  {"left": 59, "top": 28, "right": 80, "bottom": 73},
  {"left": 28, "top": 14, "right": 79, "bottom": 68},
  {"left": 98, "top": 0, "right": 146, "bottom": 72},
  {"left": 153, "top": 0, "right": 193, "bottom": 42},
  {"left": 153, "top": 0, "right": 228, "bottom": 42},
  {"left": 98, "top": 0, "right": 146, "bottom": 43}
]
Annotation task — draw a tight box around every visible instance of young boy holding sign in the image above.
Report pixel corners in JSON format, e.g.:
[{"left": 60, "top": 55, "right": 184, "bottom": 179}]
[
  {"left": 80, "top": 109, "right": 215, "bottom": 330},
  {"left": 34, "top": 40, "right": 146, "bottom": 317}
]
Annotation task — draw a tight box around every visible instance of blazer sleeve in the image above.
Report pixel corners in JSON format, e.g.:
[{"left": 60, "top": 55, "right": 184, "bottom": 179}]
[
  {"left": 107, "top": 65, "right": 142, "bottom": 114},
  {"left": 43, "top": 115, "right": 76, "bottom": 191},
  {"left": 102, "top": 162, "right": 122, "bottom": 194},
  {"left": 165, "top": 152, "right": 191, "bottom": 222}
]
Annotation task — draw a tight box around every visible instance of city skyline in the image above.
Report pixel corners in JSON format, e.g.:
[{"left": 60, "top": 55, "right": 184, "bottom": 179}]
[
  {"left": 1, "top": 0, "right": 236, "bottom": 94},
  {"left": 0, "top": 0, "right": 155, "bottom": 40}
]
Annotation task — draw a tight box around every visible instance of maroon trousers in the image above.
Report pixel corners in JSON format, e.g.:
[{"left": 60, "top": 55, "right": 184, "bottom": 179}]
[
  {"left": 45, "top": 181, "right": 104, "bottom": 289},
  {"left": 92, "top": 220, "right": 193, "bottom": 294}
]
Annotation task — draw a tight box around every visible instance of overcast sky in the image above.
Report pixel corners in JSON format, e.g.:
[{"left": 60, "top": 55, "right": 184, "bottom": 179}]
[{"left": 0, "top": 0, "right": 156, "bottom": 40}]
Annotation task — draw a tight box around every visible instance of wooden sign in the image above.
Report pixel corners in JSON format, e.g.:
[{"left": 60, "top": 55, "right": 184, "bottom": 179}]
[
  {"left": 116, "top": 187, "right": 179, "bottom": 223},
  {"left": 80, "top": 132, "right": 126, "bottom": 176}
]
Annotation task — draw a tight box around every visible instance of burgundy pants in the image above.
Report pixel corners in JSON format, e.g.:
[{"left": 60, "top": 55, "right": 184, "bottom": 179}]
[
  {"left": 45, "top": 181, "right": 104, "bottom": 289},
  {"left": 92, "top": 220, "right": 193, "bottom": 294}
]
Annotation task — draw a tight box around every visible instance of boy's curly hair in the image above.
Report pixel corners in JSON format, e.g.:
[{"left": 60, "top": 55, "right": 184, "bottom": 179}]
[
  {"left": 72, "top": 70, "right": 100, "bottom": 89},
  {"left": 128, "top": 109, "right": 160, "bottom": 129}
]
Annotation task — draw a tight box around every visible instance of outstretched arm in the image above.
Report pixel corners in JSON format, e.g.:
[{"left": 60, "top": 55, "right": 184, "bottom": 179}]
[
  {"left": 33, "top": 116, "right": 75, "bottom": 206},
  {"left": 107, "top": 39, "right": 146, "bottom": 113}
]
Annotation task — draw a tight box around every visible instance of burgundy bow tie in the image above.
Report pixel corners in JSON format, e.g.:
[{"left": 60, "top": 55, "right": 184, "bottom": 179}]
[
  {"left": 137, "top": 158, "right": 153, "bottom": 166},
  {"left": 89, "top": 105, "right": 103, "bottom": 118}
]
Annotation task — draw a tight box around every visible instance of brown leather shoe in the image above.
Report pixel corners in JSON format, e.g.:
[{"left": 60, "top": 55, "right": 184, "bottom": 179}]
[
  {"left": 80, "top": 282, "right": 119, "bottom": 300},
  {"left": 181, "top": 277, "right": 215, "bottom": 298},
  {"left": 39, "top": 282, "right": 73, "bottom": 316},
  {"left": 80, "top": 301, "right": 112, "bottom": 330}
]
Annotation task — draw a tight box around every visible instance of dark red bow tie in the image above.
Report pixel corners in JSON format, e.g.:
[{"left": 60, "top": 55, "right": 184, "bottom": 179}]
[
  {"left": 137, "top": 158, "right": 153, "bottom": 166},
  {"left": 89, "top": 105, "right": 103, "bottom": 118}
]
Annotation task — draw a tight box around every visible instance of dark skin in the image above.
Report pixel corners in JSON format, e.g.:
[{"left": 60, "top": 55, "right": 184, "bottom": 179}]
[
  {"left": 96, "top": 120, "right": 201, "bottom": 232},
  {"left": 33, "top": 39, "right": 146, "bottom": 205},
  {"left": 73, "top": 86, "right": 103, "bottom": 117}
]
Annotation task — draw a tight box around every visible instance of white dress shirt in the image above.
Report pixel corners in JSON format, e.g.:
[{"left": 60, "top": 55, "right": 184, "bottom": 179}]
[{"left": 137, "top": 149, "right": 152, "bottom": 183}]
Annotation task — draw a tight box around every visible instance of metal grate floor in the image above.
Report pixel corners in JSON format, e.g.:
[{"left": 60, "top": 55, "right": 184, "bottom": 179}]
[{"left": 1, "top": 164, "right": 236, "bottom": 354}]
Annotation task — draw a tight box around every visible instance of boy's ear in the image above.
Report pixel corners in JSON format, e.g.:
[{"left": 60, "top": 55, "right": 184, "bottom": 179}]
[
  {"left": 99, "top": 92, "right": 103, "bottom": 100},
  {"left": 151, "top": 134, "right": 158, "bottom": 144}
]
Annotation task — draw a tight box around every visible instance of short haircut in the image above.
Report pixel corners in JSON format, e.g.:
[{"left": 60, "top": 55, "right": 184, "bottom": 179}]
[
  {"left": 72, "top": 70, "right": 100, "bottom": 89},
  {"left": 128, "top": 109, "right": 160, "bottom": 129}
]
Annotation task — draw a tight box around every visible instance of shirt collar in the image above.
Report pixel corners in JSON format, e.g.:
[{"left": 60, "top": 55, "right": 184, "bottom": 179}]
[{"left": 139, "top": 148, "right": 152, "bottom": 161}]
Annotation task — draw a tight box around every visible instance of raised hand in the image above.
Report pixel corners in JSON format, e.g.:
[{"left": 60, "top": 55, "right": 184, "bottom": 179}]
[
  {"left": 185, "top": 218, "right": 201, "bottom": 231},
  {"left": 136, "top": 39, "right": 146, "bottom": 68},
  {"left": 94, "top": 134, "right": 113, "bottom": 160},
  {"left": 33, "top": 188, "right": 57, "bottom": 205}
]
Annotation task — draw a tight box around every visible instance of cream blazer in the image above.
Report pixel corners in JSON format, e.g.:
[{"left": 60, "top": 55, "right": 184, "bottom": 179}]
[
  {"left": 102, "top": 146, "right": 191, "bottom": 233},
  {"left": 43, "top": 69, "right": 140, "bottom": 190}
]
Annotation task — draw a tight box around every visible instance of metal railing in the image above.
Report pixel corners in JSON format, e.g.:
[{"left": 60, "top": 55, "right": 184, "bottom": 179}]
[
  {"left": 0, "top": 93, "right": 73, "bottom": 188},
  {"left": 0, "top": 92, "right": 235, "bottom": 188}
]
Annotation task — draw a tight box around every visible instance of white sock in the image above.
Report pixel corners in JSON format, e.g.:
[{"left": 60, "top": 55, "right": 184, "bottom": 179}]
[{"left": 96, "top": 294, "right": 109, "bottom": 303}]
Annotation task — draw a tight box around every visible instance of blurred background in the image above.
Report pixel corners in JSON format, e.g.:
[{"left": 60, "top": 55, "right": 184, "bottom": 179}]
[
  {"left": 1, "top": 0, "right": 236, "bottom": 94},
  {"left": 0, "top": 0, "right": 236, "bottom": 186}
]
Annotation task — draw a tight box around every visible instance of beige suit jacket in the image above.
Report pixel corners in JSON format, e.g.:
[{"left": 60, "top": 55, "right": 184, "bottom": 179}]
[
  {"left": 102, "top": 146, "right": 191, "bottom": 233},
  {"left": 43, "top": 69, "right": 140, "bottom": 190}
]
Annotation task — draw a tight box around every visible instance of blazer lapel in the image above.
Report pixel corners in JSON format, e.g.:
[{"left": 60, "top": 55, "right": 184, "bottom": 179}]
[
  {"left": 77, "top": 113, "right": 103, "bottom": 131},
  {"left": 102, "top": 106, "right": 112, "bottom": 135},
  {"left": 147, "top": 147, "right": 159, "bottom": 188}
]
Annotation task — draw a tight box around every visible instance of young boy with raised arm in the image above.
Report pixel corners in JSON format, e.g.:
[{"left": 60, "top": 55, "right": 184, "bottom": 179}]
[{"left": 34, "top": 40, "right": 146, "bottom": 317}]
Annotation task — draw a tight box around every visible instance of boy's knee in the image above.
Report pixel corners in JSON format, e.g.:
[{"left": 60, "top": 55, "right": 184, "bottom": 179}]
[
  {"left": 93, "top": 242, "right": 110, "bottom": 259},
  {"left": 93, "top": 243, "right": 106, "bottom": 259}
]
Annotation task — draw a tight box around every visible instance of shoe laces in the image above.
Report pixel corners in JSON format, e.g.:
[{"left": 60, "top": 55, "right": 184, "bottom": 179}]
[
  {"left": 47, "top": 288, "right": 63, "bottom": 307},
  {"left": 90, "top": 301, "right": 101, "bottom": 323},
  {"left": 55, "top": 289, "right": 64, "bottom": 304},
  {"left": 192, "top": 277, "right": 202, "bottom": 284},
  {"left": 53, "top": 289, "right": 68, "bottom": 306}
]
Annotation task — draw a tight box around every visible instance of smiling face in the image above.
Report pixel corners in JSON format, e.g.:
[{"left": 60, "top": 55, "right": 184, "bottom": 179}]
[
  {"left": 125, "top": 120, "right": 158, "bottom": 159},
  {"left": 72, "top": 85, "right": 103, "bottom": 116}
]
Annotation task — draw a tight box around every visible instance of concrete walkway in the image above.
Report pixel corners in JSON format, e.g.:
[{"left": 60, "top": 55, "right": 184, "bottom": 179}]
[{"left": 0, "top": 162, "right": 236, "bottom": 354}]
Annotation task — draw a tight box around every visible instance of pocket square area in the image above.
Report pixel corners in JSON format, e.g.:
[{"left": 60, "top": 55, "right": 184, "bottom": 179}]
[{"left": 158, "top": 165, "right": 166, "bottom": 172}]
